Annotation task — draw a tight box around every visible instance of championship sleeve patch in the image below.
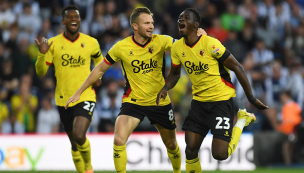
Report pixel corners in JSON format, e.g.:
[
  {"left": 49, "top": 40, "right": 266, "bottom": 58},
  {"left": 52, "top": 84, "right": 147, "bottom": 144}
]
[
  {"left": 105, "top": 54, "right": 115, "bottom": 64},
  {"left": 91, "top": 51, "right": 101, "bottom": 58},
  {"left": 217, "top": 50, "right": 230, "bottom": 64}
]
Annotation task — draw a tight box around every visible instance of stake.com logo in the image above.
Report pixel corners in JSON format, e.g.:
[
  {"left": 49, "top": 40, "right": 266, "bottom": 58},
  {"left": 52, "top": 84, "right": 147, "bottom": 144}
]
[{"left": 0, "top": 147, "right": 44, "bottom": 170}]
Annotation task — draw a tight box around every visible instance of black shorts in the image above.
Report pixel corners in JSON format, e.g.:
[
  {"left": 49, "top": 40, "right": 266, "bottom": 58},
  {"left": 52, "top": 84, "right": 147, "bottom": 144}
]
[
  {"left": 57, "top": 101, "right": 96, "bottom": 132},
  {"left": 182, "top": 98, "right": 234, "bottom": 142},
  {"left": 118, "top": 103, "right": 176, "bottom": 130}
]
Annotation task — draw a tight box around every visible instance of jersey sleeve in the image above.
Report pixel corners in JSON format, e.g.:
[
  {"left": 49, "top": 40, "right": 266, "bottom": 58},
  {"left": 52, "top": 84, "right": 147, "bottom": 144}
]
[
  {"left": 158, "top": 35, "right": 177, "bottom": 51},
  {"left": 35, "top": 38, "right": 54, "bottom": 76},
  {"left": 104, "top": 43, "right": 120, "bottom": 65},
  {"left": 91, "top": 39, "right": 103, "bottom": 67},
  {"left": 206, "top": 37, "right": 230, "bottom": 64},
  {"left": 171, "top": 43, "right": 181, "bottom": 67}
]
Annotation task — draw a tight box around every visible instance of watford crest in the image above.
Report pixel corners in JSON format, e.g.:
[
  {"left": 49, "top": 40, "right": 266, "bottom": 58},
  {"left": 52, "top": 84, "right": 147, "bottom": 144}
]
[
  {"left": 149, "top": 47, "right": 154, "bottom": 54},
  {"left": 81, "top": 43, "right": 85, "bottom": 48},
  {"left": 200, "top": 49, "right": 205, "bottom": 56}
]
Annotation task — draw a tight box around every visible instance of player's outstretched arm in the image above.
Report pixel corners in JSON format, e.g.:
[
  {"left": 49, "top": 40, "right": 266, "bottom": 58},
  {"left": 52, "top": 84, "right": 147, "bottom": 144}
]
[
  {"left": 65, "top": 60, "right": 111, "bottom": 109},
  {"left": 35, "top": 37, "right": 53, "bottom": 76},
  {"left": 156, "top": 65, "right": 181, "bottom": 106},
  {"left": 223, "top": 54, "right": 269, "bottom": 110}
]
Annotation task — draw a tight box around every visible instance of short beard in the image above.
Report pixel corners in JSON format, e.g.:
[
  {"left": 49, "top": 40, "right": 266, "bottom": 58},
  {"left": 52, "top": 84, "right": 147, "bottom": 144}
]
[
  {"left": 138, "top": 28, "right": 152, "bottom": 39},
  {"left": 66, "top": 27, "right": 80, "bottom": 35}
]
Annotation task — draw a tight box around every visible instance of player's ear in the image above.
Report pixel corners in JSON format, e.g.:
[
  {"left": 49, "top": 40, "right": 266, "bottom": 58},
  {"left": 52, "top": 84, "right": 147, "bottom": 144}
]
[
  {"left": 194, "top": 22, "right": 199, "bottom": 28},
  {"left": 61, "top": 18, "right": 65, "bottom": 25},
  {"left": 132, "top": 23, "right": 138, "bottom": 31}
]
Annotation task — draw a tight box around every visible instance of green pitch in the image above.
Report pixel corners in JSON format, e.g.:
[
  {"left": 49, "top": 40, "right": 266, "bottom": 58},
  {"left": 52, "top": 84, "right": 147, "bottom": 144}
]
[{"left": 2, "top": 168, "right": 304, "bottom": 173}]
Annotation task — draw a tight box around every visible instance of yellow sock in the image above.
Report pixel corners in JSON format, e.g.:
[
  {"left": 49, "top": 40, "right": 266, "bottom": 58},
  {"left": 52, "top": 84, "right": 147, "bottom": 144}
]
[
  {"left": 167, "top": 143, "right": 181, "bottom": 173},
  {"left": 71, "top": 149, "right": 85, "bottom": 173},
  {"left": 186, "top": 156, "right": 201, "bottom": 173},
  {"left": 77, "top": 137, "right": 92, "bottom": 171},
  {"left": 113, "top": 144, "right": 127, "bottom": 173},
  {"left": 228, "top": 126, "right": 242, "bottom": 156}
]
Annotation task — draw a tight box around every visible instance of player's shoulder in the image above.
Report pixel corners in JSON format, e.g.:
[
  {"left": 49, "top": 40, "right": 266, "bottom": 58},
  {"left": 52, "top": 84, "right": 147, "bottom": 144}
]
[
  {"left": 152, "top": 34, "right": 173, "bottom": 40},
  {"left": 204, "top": 35, "right": 221, "bottom": 44},
  {"left": 120, "top": 35, "right": 133, "bottom": 44},
  {"left": 113, "top": 36, "right": 132, "bottom": 48},
  {"left": 172, "top": 37, "right": 184, "bottom": 48}
]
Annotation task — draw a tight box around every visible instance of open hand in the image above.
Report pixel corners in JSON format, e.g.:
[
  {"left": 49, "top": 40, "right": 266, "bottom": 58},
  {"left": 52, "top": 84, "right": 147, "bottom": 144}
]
[
  {"left": 251, "top": 99, "right": 269, "bottom": 110},
  {"left": 65, "top": 93, "right": 80, "bottom": 109},
  {"left": 92, "top": 79, "right": 102, "bottom": 87},
  {"left": 197, "top": 28, "right": 207, "bottom": 36},
  {"left": 35, "top": 37, "right": 53, "bottom": 54},
  {"left": 156, "top": 88, "right": 168, "bottom": 106}
]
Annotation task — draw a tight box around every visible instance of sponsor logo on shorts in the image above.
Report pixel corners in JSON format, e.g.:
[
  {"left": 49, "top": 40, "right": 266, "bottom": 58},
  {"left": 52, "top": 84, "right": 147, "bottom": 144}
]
[{"left": 224, "top": 131, "right": 229, "bottom": 137}]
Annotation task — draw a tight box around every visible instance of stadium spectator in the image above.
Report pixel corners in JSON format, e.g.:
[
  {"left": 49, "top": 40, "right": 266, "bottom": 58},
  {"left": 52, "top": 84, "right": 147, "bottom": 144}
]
[
  {"left": 238, "top": 22, "right": 257, "bottom": 52},
  {"left": 206, "top": 18, "right": 228, "bottom": 43},
  {"left": 223, "top": 31, "right": 246, "bottom": 62},
  {"left": 17, "top": 2, "right": 42, "bottom": 43},
  {"left": 200, "top": 3, "right": 217, "bottom": 29},
  {"left": 0, "top": 59, "right": 19, "bottom": 101},
  {"left": 36, "top": 97, "right": 60, "bottom": 133},
  {"left": 11, "top": 74, "right": 38, "bottom": 132},
  {"left": 0, "top": 0, "right": 16, "bottom": 31},
  {"left": 0, "top": 88, "right": 9, "bottom": 132},
  {"left": 1, "top": 114, "right": 25, "bottom": 134},
  {"left": 285, "top": 24, "right": 304, "bottom": 58},
  {"left": 94, "top": 80, "right": 123, "bottom": 132},
  {"left": 265, "top": 90, "right": 302, "bottom": 165},
  {"left": 220, "top": 2, "right": 245, "bottom": 31}
]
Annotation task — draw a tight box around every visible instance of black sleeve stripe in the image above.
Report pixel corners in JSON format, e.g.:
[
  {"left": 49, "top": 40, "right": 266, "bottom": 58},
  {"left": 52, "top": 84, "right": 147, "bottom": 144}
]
[
  {"left": 217, "top": 50, "right": 230, "bottom": 64},
  {"left": 106, "top": 53, "right": 116, "bottom": 64},
  {"left": 91, "top": 51, "right": 101, "bottom": 58}
]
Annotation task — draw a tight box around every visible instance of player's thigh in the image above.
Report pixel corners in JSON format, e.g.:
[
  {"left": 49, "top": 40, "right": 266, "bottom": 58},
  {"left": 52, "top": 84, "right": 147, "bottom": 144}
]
[
  {"left": 155, "top": 123, "right": 177, "bottom": 149},
  {"left": 72, "top": 101, "right": 95, "bottom": 134},
  {"left": 182, "top": 100, "right": 209, "bottom": 149},
  {"left": 58, "top": 106, "right": 74, "bottom": 133},
  {"left": 185, "top": 130, "right": 205, "bottom": 151},
  {"left": 211, "top": 138, "right": 229, "bottom": 156},
  {"left": 114, "top": 115, "right": 141, "bottom": 144}
]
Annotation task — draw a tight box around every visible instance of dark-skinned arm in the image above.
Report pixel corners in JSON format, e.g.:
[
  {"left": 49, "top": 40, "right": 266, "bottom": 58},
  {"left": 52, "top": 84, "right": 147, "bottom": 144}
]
[
  {"left": 223, "top": 54, "right": 269, "bottom": 110},
  {"left": 156, "top": 64, "right": 181, "bottom": 105}
]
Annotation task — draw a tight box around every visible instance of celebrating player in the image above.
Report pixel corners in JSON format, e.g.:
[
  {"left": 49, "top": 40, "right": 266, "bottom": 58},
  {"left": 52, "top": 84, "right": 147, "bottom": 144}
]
[
  {"left": 156, "top": 8, "right": 269, "bottom": 173},
  {"left": 35, "top": 5, "right": 102, "bottom": 173},
  {"left": 66, "top": 7, "right": 205, "bottom": 173}
]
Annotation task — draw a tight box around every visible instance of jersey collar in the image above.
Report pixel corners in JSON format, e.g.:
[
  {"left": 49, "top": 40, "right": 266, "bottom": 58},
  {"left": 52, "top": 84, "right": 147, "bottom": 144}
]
[
  {"left": 132, "top": 35, "right": 151, "bottom": 48},
  {"left": 186, "top": 35, "right": 202, "bottom": 48},
  {"left": 63, "top": 32, "right": 80, "bottom": 43}
]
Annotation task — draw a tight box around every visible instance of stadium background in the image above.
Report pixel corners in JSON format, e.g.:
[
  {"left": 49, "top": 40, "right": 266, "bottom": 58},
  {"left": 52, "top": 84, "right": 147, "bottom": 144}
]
[{"left": 1, "top": 0, "right": 304, "bottom": 172}]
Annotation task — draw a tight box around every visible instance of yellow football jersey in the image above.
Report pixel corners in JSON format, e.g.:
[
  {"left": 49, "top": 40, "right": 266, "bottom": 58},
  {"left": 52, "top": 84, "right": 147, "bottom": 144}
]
[
  {"left": 104, "top": 35, "right": 175, "bottom": 106},
  {"left": 35, "top": 33, "right": 103, "bottom": 107},
  {"left": 171, "top": 35, "right": 236, "bottom": 102}
]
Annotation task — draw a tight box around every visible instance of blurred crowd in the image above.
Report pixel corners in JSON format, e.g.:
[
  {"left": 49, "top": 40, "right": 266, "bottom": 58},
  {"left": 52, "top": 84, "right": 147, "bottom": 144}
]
[{"left": 0, "top": 0, "right": 304, "bottom": 146}]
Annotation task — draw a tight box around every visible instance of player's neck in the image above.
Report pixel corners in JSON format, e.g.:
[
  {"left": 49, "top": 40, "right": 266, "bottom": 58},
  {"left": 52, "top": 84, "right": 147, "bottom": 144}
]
[
  {"left": 134, "top": 34, "right": 150, "bottom": 45},
  {"left": 184, "top": 32, "right": 199, "bottom": 46},
  {"left": 64, "top": 31, "right": 79, "bottom": 41}
]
